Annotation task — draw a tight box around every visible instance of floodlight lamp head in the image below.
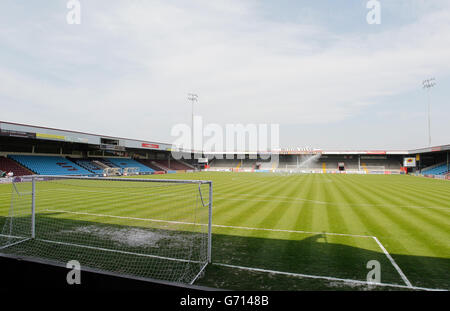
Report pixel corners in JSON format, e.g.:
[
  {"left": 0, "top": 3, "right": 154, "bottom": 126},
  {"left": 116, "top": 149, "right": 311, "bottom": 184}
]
[
  {"left": 422, "top": 78, "right": 436, "bottom": 89},
  {"left": 188, "top": 93, "right": 198, "bottom": 101}
]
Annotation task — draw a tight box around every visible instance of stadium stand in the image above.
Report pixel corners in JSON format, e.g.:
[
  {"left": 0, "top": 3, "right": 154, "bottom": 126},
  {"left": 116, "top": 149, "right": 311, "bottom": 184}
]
[
  {"left": 155, "top": 159, "right": 192, "bottom": 170},
  {"left": 278, "top": 156, "right": 324, "bottom": 171},
  {"left": 95, "top": 158, "right": 120, "bottom": 168},
  {"left": 92, "top": 160, "right": 110, "bottom": 170},
  {"left": 69, "top": 158, "right": 105, "bottom": 175},
  {"left": 136, "top": 159, "right": 166, "bottom": 172},
  {"left": 149, "top": 161, "right": 170, "bottom": 172},
  {"left": 422, "top": 163, "right": 449, "bottom": 175},
  {"left": 8, "top": 155, "right": 92, "bottom": 176},
  {"left": 240, "top": 160, "right": 257, "bottom": 169},
  {"left": 363, "top": 159, "right": 401, "bottom": 170},
  {"left": 265, "top": 155, "right": 402, "bottom": 173},
  {"left": 104, "top": 158, "right": 155, "bottom": 173},
  {"left": 176, "top": 159, "right": 195, "bottom": 170},
  {"left": 0, "top": 156, "right": 34, "bottom": 176},
  {"left": 209, "top": 159, "right": 240, "bottom": 169}
]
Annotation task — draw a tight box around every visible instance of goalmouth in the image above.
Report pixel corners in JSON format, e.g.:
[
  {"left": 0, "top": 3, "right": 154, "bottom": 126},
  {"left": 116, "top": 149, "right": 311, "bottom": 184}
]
[{"left": 0, "top": 175, "right": 212, "bottom": 285}]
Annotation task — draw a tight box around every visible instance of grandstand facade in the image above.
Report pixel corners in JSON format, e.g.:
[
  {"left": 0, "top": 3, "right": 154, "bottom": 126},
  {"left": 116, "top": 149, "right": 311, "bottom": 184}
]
[{"left": 0, "top": 121, "right": 449, "bottom": 179}]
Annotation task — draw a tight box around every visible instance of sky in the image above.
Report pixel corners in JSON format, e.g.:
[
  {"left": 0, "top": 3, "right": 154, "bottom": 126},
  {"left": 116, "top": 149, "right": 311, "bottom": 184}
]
[{"left": 0, "top": 0, "right": 449, "bottom": 150}]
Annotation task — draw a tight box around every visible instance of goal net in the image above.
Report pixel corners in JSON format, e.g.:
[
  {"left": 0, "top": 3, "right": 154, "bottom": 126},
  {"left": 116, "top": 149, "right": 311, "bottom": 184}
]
[
  {"left": 123, "top": 167, "right": 140, "bottom": 176},
  {"left": 0, "top": 176, "right": 212, "bottom": 285},
  {"left": 103, "top": 167, "right": 122, "bottom": 176}
]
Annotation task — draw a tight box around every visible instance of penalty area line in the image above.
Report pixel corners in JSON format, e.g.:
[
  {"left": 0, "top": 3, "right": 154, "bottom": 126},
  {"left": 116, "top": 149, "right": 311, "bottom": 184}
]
[
  {"left": 213, "top": 262, "right": 446, "bottom": 291},
  {"left": 32, "top": 210, "right": 443, "bottom": 290},
  {"left": 372, "top": 236, "right": 413, "bottom": 288}
]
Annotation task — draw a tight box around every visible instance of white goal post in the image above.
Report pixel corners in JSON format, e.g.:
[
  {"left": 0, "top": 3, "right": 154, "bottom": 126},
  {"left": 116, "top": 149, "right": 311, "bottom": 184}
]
[{"left": 0, "top": 175, "right": 213, "bottom": 285}]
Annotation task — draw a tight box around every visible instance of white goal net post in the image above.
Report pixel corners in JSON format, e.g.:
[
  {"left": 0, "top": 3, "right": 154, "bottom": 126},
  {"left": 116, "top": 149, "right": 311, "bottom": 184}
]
[{"left": 0, "top": 175, "right": 213, "bottom": 286}]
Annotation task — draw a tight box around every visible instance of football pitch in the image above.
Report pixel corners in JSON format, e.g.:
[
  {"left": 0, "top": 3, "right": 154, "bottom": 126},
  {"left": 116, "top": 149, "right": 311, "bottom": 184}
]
[{"left": 0, "top": 172, "right": 449, "bottom": 290}]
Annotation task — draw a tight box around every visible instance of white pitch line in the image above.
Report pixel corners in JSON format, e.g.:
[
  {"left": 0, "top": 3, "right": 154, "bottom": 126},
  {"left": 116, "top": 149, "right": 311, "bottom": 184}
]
[
  {"left": 215, "top": 224, "right": 416, "bottom": 289},
  {"left": 5, "top": 208, "right": 441, "bottom": 290},
  {"left": 372, "top": 236, "right": 413, "bottom": 288},
  {"left": 44, "top": 209, "right": 201, "bottom": 227},
  {"left": 38, "top": 209, "right": 427, "bottom": 289},
  {"left": 211, "top": 223, "right": 374, "bottom": 238},
  {"left": 213, "top": 193, "right": 450, "bottom": 211},
  {"left": 213, "top": 262, "right": 446, "bottom": 291},
  {"left": 43, "top": 209, "right": 372, "bottom": 238}
]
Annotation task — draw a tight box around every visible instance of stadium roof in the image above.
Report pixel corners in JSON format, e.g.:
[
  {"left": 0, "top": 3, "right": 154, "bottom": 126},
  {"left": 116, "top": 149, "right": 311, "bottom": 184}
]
[
  {"left": 0, "top": 120, "right": 171, "bottom": 152},
  {"left": 1, "top": 121, "right": 448, "bottom": 155}
]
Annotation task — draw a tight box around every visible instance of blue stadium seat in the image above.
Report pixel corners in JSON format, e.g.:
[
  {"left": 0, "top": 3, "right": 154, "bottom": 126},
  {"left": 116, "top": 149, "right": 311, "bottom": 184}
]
[
  {"left": 8, "top": 155, "right": 92, "bottom": 176},
  {"left": 422, "top": 163, "right": 449, "bottom": 175},
  {"left": 70, "top": 158, "right": 104, "bottom": 174},
  {"left": 105, "top": 158, "right": 155, "bottom": 173}
]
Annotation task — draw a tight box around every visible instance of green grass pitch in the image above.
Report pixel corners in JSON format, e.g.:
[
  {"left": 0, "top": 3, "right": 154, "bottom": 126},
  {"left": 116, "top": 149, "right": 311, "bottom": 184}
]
[{"left": 0, "top": 172, "right": 449, "bottom": 290}]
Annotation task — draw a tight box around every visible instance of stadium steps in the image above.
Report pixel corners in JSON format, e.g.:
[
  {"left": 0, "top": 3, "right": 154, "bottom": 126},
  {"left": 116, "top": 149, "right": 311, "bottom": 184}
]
[
  {"left": 157, "top": 159, "right": 192, "bottom": 170},
  {"left": 176, "top": 159, "right": 195, "bottom": 169},
  {"left": 92, "top": 160, "right": 110, "bottom": 169},
  {"left": 135, "top": 159, "right": 165, "bottom": 172},
  {"left": 96, "top": 158, "right": 120, "bottom": 168},
  {"left": 69, "top": 158, "right": 104, "bottom": 174},
  {"left": 151, "top": 161, "right": 169, "bottom": 172}
]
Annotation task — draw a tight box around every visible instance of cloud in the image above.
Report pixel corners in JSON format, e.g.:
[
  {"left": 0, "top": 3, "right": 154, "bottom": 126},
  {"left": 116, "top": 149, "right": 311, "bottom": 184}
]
[{"left": 0, "top": 0, "right": 449, "bottom": 147}]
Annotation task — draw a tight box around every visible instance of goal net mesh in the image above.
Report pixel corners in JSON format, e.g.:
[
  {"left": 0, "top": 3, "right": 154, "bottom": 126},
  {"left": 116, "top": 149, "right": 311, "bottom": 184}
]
[
  {"left": 103, "top": 167, "right": 122, "bottom": 176},
  {"left": 123, "top": 167, "right": 140, "bottom": 176},
  {"left": 0, "top": 176, "right": 211, "bottom": 285}
]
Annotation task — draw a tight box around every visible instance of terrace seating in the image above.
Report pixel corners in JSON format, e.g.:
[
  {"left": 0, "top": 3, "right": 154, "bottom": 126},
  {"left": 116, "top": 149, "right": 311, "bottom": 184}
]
[
  {"left": 156, "top": 159, "right": 192, "bottom": 170},
  {"left": 136, "top": 159, "right": 166, "bottom": 172},
  {"left": 0, "top": 156, "right": 35, "bottom": 176},
  {"left": 422, "top": 163, "right": 449, "bottom": 175},
  {"left": 95, "top": 158, "right": 120, "bottom": 168},
  {"left": 69, "top": 158, "right": 105, "bottom": 174},
  {"left": 105, "top": 158, "right": 155, "bottom": 173},
  {"left": 8, "top": 155, "right": 92, "bottom": 176}
]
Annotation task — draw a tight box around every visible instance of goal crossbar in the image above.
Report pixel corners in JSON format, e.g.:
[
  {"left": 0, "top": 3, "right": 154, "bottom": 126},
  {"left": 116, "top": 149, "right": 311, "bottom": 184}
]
[{"left": 34, "top": 175, "right": 212, "bottom": 184}]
